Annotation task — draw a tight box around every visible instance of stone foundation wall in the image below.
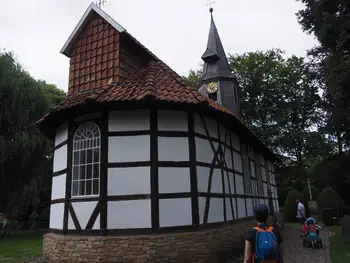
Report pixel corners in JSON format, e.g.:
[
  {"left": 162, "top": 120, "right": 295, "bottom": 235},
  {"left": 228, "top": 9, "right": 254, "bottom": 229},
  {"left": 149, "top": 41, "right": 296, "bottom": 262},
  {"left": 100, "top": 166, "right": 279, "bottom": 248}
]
[{"left": 43, "top": 218, "right": 259, "bottom": 263}]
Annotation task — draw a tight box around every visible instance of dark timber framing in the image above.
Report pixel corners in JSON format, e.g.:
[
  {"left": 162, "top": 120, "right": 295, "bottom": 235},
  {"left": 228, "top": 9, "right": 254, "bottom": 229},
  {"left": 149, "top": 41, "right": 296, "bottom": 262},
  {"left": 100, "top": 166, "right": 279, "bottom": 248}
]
[
  {"left": 100, "top": 109, "right": 108, "bottom": 230},
  {"left": 150, "top": 109, "right": 159, "bottom": 229},
  {"left": 63, "top": 118, "right": 73, "bottom": 232},
  {"left": 188, "top": 112, "right": 199, "bottom": 225},
  {"left": 54, "top": 139, "right": 68, "bottom": 151},
  {"left": 52, "top": 109, "right": 279, "bottom": 234}
]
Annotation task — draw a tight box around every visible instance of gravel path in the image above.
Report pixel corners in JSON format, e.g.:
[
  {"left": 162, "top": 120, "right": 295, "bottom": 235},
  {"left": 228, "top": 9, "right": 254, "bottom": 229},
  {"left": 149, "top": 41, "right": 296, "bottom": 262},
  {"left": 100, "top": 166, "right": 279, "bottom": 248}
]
[
  {"left": 283, "top": 226, "right": 331, "bottom": 263},
  {"left": 225, "top": 225, "right": 332, "bottom": 263}
]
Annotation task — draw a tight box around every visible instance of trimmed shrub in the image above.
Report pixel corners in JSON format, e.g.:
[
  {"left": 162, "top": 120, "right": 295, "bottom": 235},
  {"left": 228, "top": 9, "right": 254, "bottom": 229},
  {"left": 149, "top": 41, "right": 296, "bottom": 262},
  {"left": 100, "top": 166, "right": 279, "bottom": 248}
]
[
  {"left": 301, "top": 185, "right": 320, "bottom": 217},
  {"left": 283, "top": 189, "right": 302, "bottom": 222},
  {"left": 318, "top": 187, "right": 345, "bottom": 225}
]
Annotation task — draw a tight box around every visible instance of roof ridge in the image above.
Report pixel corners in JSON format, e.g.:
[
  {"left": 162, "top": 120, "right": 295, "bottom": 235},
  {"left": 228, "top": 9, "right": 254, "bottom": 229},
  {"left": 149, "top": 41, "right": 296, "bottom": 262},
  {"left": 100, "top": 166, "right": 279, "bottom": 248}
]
[
  {"left": 142, "top": 60, "right": 158, "bottom": 100},
  {"left": 155, "top": 60, "right": 207, "bottom": 105}
]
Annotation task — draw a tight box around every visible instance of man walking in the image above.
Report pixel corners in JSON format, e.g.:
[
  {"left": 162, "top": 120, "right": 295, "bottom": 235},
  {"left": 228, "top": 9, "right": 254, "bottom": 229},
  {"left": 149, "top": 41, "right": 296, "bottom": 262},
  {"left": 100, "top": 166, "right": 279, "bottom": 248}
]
[{"left": 296, "top": 199, "right": 306, "bottom": 224}]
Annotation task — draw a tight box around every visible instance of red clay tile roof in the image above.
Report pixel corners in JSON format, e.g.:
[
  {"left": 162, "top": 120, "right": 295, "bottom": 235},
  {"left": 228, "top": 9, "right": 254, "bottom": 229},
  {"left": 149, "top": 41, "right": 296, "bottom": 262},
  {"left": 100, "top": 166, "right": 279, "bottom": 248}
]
[
  {"left": 36, "top": 59, "right": 235, "bottom": 124},
  {"left": 36, "top": 58, "right": 278, "bottom": 161}
]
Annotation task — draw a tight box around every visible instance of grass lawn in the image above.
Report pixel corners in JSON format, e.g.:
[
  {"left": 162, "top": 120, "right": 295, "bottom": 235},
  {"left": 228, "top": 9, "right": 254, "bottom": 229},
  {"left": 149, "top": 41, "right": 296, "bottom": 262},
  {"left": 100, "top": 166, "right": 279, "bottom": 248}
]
[
  {"left": 0, "top": 231, "right": 43, "bottom": 263},
  {"left": 329, "top": 225, "right": 350, "bottom": 263}
]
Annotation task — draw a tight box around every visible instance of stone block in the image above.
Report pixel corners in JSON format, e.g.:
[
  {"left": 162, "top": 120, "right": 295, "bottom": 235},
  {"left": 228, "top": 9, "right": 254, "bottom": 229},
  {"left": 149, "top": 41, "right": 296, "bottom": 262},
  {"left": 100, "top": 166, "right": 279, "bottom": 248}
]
[{"left": 43, "top": 217, "right": 256, "bottom": 263}]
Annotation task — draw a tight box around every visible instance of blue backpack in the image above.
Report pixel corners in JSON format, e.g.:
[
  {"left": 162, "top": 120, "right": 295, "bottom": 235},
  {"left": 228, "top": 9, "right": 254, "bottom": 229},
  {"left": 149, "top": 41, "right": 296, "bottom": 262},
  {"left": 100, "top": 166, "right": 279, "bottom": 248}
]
[{"left": 253, "top": 226, "right": 279, "bottom": 263}]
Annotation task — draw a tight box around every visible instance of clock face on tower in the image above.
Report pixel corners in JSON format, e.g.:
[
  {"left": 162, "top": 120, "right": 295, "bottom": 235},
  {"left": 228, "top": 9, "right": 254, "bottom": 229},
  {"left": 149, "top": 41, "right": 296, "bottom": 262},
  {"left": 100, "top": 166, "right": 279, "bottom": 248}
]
[{"left": 207, "top": 81, "right": 218, "bottom": 93}]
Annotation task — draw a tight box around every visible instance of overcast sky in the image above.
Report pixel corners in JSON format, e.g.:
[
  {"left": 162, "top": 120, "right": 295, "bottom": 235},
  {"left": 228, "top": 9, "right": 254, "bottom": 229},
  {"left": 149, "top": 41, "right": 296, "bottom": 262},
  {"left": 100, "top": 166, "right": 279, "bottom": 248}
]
[{"left": 0, "top": 0, "right": 317, "bottom": 92}]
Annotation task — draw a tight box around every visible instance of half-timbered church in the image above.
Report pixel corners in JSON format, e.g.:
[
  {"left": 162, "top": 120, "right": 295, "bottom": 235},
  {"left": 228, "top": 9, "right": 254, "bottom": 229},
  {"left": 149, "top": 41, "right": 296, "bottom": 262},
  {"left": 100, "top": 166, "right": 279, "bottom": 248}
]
[{"left": 37, "top": 3, "right": 279, "bottom": 262}]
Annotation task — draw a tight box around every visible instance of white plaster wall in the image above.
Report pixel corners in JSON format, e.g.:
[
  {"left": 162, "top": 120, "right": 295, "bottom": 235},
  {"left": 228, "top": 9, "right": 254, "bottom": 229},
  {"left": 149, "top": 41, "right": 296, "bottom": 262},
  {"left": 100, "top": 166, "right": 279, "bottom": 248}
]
[
  {"left": 235, "top": 174, "right": 244, "bottom": 194},
  {"left": 158, "top": 167, "right": 190, "bottom": 193},
  {"left": 233, "top": 151, "right": 242, "bottom": 172},
  {"left": 51, "top": 174, "right": 66, "bottom": 200},
  {"left": 264, "top": 199, "right": 269, "bottom": 206},
  {"left": 252, "top": 180, "right": 258, "bottom": 196},
  {"left": 269, "top": 162, "right": 275, "bottom": 173},
  {"left": 68, "top": 214, "right": 74, "bottom": 230},
  {"left": 197, "top": 167, "right": 222, "bottom": 193},
  {"left": 259, "top": 199, "right": 265, "bottom": 206},
  {"left": 71, "top": 201, "right": 98, "bottom": 229},
  {"left": 108, "top": 136, "right": 150, "bottom": 162},
  {"left": 261, "top": 167, "right": 267, "bottom": 181},
  {"left": 218, "top": 124, "right": 227, "bottom": 143},
  {"left": 195, "top": 138, "right": 219, "bottom": 163},
  {"left": 225, "top": 198, "right": 236, "bottom": 220},
  {"left": 198, "top": 197, "right": 224, "bottom": 223},
  {"left": 237, "top": 198, "right": 246, "bottom": 219},
  {"left": 108, "top": 167, "right": 150, "bottom": 195},
  {"left": 107, "top": 200, "right": 151, "bottom": 229},
  {"left": 231, "top": 132, "right": 240, "bottom": 151},
  {"left": 49, "top": 203, "right": 64, "bottom": 229},
  {"left": 158, "top": 137, "right": 189, "bottom": 161},
  {"left": 93, "top": 215, "right": 100, "bottom": 229},
  {"left": 208, "top": 198, "right": 224, "bottom": 223},
  {"left": 157, "top": 110, "right": 188, "bottom": 131},
  {"left": 194, "top": 115, "right": 218, "bottom": 139},
  {"left": 274, "top": 200, "right": 279, "bottom": 212},
  {"left": 108, "top": 110, "right": 150, "bottom": 131},
  {"left": 260, "top": 154, "right": 265, "bottom": 165},
  {"left": 263, "top": 183, "right": 268, "bottom": 197},
  {"left": 250, "top": 160, "right": 256, "bottom": 177},
  {"left": 159, "top": 198, "right": 192, "bottom": 227},
  {"left": 270, "top": 173, "right": 276, "bottom": 185},
  {"left": 224, "top": 146, "right": 233, "bottom": 170},
  {"left": 223, "top": 172, "right": 235, "bottom": 194},
  {"left": 198, "top": 197, "right": 205, "bottom": 224},
  {"left": 273, "top": 186, "right": 278, "bottom": 199},
  {"left": 246, "top": 198, "right": 254, "bottom": 217},
  {"left": 53, "top": 145, "right": 67, "bottom": 172},
  {"left": 248, "top": 146, "right": 254, "bottom": 159},
  {"left": 55, "top": 123, "right": 68, "bottom": 146}
]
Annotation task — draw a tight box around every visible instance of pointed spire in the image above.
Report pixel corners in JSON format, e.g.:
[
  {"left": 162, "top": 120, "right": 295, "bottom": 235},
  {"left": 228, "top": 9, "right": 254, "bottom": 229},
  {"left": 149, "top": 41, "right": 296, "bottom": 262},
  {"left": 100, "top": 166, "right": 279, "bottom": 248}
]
[{"left": 201, "top": 8, "right": 232, "bottom": 81}]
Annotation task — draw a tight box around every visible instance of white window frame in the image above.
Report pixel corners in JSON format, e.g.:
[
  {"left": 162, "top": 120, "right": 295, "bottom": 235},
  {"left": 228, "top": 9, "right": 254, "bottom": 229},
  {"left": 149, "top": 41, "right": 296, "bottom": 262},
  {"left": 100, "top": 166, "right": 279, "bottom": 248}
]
[{"left": 71, "top": 121, "right": 101, "bottom": 198}]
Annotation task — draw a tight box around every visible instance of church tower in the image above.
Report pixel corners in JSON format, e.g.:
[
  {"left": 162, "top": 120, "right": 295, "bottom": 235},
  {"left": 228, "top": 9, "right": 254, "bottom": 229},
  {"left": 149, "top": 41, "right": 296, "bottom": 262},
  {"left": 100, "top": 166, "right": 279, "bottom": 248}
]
[{"left": 198, "top": 8, "right": 240, "bottom": 116}]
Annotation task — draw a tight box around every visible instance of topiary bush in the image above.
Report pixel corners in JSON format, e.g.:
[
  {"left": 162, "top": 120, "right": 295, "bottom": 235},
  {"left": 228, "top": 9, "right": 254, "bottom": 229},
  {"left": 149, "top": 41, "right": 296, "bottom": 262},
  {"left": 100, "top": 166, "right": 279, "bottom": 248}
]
[
  {"left": 301, "top": 185, "right": 320, "bottom": 217},
  {"left": 283, "top": 189, "right": 302, "bottom": 222},
  {"left": 318, "top": 187, "right": 345, "bottom": 225}
]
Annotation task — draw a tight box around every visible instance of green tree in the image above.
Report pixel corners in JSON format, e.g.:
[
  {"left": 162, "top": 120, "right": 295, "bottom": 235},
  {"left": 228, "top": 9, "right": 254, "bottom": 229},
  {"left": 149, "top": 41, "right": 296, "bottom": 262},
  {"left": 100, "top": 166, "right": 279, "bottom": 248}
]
[
  {"left": 296, "top": 0, "right": 350, "bottom": 152},
  {"left": 0, "top": 51, "right": 65, "bottom": 217},
  {"left": 182, "top": 69, "right": 202, "bottom": 89}
]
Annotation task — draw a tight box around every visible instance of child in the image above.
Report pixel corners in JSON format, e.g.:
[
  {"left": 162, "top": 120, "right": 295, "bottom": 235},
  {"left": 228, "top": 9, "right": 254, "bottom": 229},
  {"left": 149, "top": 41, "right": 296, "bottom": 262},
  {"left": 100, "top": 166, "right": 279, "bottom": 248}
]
[
  {"left": 307, "top": 221, "right": 318, "bottom": 248},
  {"left": 244, "top": 204, "right": 283, "bottom": 263}
]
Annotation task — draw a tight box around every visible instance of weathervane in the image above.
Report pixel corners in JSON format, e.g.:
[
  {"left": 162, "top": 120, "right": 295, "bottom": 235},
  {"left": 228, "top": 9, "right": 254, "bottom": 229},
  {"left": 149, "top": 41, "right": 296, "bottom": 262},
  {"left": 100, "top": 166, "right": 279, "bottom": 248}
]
[
  {"left": 206, "top": 0, "right": 217, "bottom": 12},
  {"left": 96, "top": 0, "right": 107, "bottom": 8}
]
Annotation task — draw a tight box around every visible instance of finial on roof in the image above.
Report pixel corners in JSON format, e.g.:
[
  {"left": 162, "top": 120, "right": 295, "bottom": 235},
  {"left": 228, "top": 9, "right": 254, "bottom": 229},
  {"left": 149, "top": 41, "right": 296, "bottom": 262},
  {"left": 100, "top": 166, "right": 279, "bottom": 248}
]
[
  {"left": 206, "top": 0, "right": 216, "bottom": 13},
  {"left": 96, "top": 0, "right": 107, "bottom": 8}
]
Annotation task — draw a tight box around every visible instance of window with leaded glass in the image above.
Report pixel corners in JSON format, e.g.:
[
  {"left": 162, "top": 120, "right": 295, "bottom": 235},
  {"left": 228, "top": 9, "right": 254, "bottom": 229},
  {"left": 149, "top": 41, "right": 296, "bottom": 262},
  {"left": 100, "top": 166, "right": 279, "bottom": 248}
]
[{"left": 71, "top": 122, "right": 101, "bottom": 197}]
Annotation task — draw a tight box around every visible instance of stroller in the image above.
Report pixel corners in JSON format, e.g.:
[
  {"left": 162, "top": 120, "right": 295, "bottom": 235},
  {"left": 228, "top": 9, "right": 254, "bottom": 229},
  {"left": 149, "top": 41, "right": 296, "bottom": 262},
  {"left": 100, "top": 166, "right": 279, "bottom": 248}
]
[{"left": 301, "top": 222, "right": 322, "bottom": 248}]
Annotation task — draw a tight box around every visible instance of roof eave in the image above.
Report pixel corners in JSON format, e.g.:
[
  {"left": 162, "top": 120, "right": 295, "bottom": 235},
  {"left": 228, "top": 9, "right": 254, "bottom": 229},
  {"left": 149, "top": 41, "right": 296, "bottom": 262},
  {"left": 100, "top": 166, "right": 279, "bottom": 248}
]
[{"left": 60, "top": 2, "right": 126, "bottom": 57}]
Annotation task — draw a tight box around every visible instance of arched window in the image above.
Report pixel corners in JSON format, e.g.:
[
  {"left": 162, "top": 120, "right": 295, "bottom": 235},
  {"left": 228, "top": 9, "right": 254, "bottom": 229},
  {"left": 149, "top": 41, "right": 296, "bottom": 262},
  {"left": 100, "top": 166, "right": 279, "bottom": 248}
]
[{"left": 72, "top": 122, "right": 101, "bottom": 197}]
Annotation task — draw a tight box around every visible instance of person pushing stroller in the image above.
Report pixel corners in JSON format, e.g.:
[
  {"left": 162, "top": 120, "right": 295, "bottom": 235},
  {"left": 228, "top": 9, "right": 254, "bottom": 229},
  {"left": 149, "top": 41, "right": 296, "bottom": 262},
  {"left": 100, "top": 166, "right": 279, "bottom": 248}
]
[{"left": 301, "top": 216, "right": 322, "bottom": 248}]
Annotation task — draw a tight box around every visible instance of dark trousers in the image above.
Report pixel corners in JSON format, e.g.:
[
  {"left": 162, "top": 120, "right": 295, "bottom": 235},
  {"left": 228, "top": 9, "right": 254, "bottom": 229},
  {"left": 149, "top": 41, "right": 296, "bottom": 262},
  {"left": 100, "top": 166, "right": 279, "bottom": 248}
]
[{"left": 298, "top": 217, "right": 306, "bottom": 225}]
